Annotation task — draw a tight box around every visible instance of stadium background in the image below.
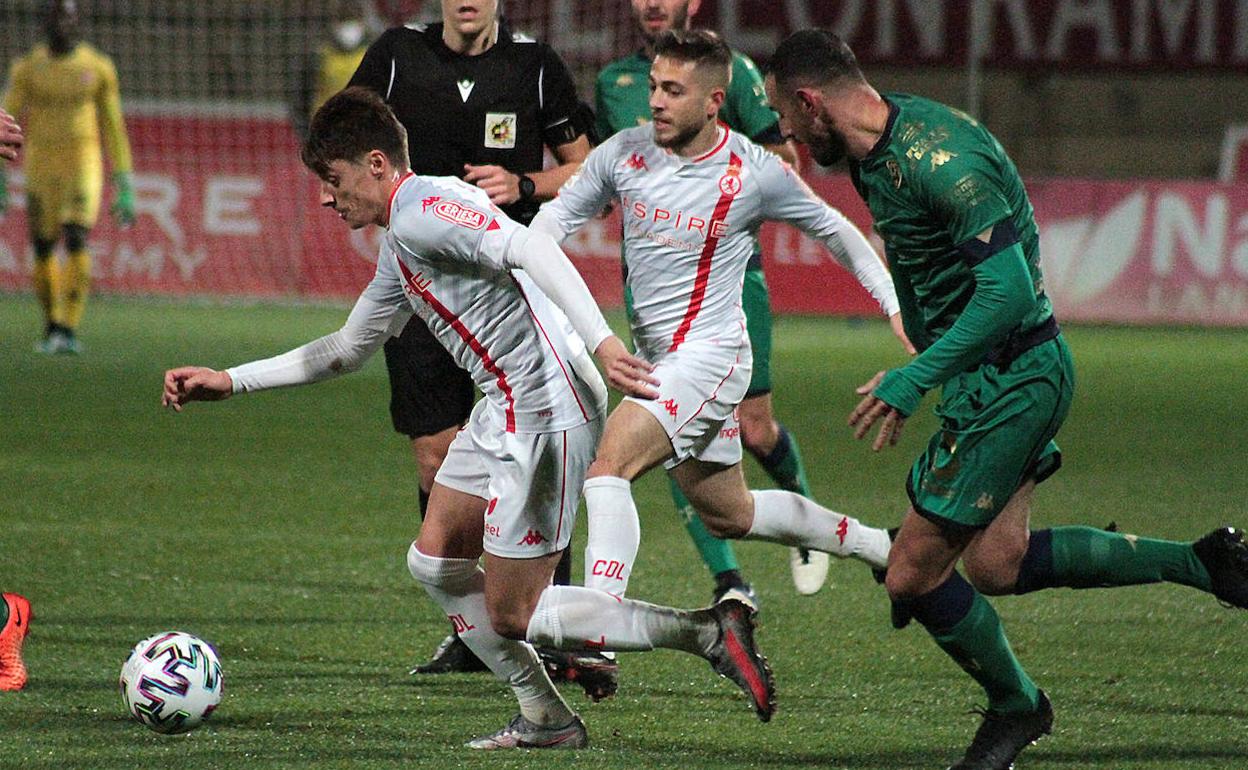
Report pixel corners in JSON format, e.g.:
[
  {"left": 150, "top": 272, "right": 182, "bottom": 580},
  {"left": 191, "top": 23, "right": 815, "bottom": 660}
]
[
  {"left": 1, "top": 0, "right": 1246, "bottom": 325},
  {"left": 1, "top": 3, "right": 1246, "bottom": 767}
]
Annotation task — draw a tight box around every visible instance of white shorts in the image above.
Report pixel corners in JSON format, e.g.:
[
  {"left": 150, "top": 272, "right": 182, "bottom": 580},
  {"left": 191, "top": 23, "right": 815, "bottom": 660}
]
[
  {"left": 434, "top": 400, "right": 602, "bottom": 558},
  {"left": 629, "top": 340, "right": 752, "bottom": 470}
]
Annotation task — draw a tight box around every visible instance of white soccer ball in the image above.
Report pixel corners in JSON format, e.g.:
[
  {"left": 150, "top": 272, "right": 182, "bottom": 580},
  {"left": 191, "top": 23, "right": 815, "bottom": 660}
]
[{"left": 120, "top": 631, "right": 223, "bottom": 734}]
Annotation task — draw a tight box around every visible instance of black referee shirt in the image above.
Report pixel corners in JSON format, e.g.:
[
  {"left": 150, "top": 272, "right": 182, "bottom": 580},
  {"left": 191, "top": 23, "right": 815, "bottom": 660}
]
[{"left": 348, "top": 21, "right": 591, "bottom": 225}]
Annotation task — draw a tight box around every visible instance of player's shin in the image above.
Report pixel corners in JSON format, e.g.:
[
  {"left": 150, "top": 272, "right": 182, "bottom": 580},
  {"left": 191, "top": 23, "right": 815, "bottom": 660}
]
[
  {"left": 526, "top": 585, "right": 712, "bottom": 655},
  {"left": 407, "top": 544, "right": 573, "bottom": 726},
  {"left": 744, "top": 490, "right": 891, "bottom": 568},
  {"left": 582, "top": 477, "right": 640, "bottom": 597}
]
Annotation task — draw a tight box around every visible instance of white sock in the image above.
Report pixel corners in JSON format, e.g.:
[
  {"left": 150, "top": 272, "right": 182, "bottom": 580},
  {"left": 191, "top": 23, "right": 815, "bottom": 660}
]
[
  {"left": 406, "top": 544, "right": 573, "bottom": 727},
  {"left": 526, "top": 584, "right": 712, "bottom": 656},
  {"left": 582, "top": 476, "right": 640, "bottom": 597},
  {"left": 745, "top": 490, "right": 892, "bottom": 569}
]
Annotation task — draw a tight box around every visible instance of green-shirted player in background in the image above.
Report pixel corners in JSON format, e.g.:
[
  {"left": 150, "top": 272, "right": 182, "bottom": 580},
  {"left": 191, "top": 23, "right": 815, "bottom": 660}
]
[
  {"left": 596, "top": 0, "right": 835, "bottom": 602},
  {"left": 767, "top": 29, "right": 1248, "bottom": 770}
]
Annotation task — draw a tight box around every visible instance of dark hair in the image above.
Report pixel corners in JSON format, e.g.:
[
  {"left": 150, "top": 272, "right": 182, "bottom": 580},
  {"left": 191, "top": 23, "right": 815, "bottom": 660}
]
[
  {"left": 652, "top": 28, "right": 733, "bottom": 88},
  {"left": 301, "top": 86, "right": 409, "bottom": 177},
  {"left": 770, "top": 29, "right": 865, "bottom": 89}
]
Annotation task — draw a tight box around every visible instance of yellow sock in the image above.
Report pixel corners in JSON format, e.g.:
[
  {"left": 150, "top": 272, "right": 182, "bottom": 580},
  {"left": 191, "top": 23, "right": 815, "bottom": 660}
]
[
  {"left": 62, "top": 247, "right": 92, "bottom": 330},
  {"left": 32, "top": 255, "right": 65, "bottom": 329}
]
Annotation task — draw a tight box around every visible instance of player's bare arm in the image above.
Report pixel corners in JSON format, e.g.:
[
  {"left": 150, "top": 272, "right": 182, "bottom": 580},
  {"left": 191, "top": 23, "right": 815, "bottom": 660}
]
[
  {"left": 847, "top": 369, "right": 905, "bottom": 451},
  {"left": 161, "top": 366, "right": 233, "bottom": 411}
]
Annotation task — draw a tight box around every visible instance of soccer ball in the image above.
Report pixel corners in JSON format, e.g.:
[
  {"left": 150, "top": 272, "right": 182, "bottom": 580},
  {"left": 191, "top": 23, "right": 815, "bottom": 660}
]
[{"left": 120, "top": 631, "right": 223, "bottom": 734}]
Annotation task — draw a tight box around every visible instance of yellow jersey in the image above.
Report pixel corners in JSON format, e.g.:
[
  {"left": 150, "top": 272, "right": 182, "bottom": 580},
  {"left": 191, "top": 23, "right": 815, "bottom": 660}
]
[
  {"left": 311, "top": 44, "right": 367, "bottom": 117},
  {"left": 3, "top": 42, "right": 132, "bottom": 176}
]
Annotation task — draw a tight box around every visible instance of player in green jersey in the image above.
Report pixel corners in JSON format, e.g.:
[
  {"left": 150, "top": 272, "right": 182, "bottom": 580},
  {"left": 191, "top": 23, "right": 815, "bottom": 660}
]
[
  {"left": 597, "top": 0, "right": 833, "bottom": 602},
  {"left": 767, "top": 29, "right": 1248, "bottom": 770}
]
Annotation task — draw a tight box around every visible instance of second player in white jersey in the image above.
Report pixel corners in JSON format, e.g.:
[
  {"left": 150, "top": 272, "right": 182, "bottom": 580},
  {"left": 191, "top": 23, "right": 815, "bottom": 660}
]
[{"left": 535, "top": 121, "right": 898, "bottom": 359}]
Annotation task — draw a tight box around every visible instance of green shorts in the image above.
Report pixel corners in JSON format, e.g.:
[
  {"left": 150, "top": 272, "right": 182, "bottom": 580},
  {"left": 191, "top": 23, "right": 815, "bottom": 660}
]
[
  {"left": 907, "top": 334, "right": 1075, "bottom": 530},
  {"left": 742, "top": 268, "right": 773, "bottom": 396},
  {"left": 624, "top": 267, "right": 774, "bottom": 396}
]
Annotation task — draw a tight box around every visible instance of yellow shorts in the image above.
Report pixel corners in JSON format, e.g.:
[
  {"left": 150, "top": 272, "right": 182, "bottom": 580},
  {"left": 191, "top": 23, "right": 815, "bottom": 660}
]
[{"left": 24, "top": 159, "right": 103, "bottom": 240}]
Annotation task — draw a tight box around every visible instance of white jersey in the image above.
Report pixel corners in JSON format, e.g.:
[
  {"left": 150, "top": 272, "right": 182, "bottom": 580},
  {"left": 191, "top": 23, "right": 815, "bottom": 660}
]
[
  {"left": 535, "top": 123, "right": 899, "bottom": 360},
  {"left": 363, "top": 173, "right": 597, "bottom": 433}
]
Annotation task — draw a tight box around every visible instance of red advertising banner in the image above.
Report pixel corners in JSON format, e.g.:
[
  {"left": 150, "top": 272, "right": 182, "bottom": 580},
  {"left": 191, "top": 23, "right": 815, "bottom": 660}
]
[
  {"left": 2, "top": 113, "right": 1246, "bottom": 326},
  {"left": 496, "top": 0, "right": 1248, "bottom": 71}
]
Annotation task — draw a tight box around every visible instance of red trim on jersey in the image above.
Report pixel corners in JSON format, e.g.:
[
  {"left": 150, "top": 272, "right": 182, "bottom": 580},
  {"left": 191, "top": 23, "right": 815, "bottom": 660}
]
[
  {"left": 385, "top": 171, "right": 416, "bottom": 227},
  {"left": 510, "top": 275, "right": 590, "bottom": 422},
  {"left": 554, "top": 431, "right": 568, "bottom": 545},
  {"left": 396, "top": 258, "right": 517, "bottom": 432},
  {"left": 691, "top": 123, "right": 730, "bottom": 163},
  {"left": 669, "top": 151, "right": 743, "bottom": 352}
]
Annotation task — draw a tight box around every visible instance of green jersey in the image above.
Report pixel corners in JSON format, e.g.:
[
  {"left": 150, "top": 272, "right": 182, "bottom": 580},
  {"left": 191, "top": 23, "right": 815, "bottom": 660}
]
[{"left": 853, "top": 93, "right": 1056, "bottom": 416}]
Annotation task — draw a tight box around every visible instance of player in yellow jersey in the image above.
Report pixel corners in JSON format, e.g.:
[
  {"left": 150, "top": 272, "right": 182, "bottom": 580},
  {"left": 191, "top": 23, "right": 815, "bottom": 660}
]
[
  {"left": 0, "top": 0, "right": 136, "bottom": 354},
  {"left": 291, "top": 0, "right": 372, "bottom": 140}
]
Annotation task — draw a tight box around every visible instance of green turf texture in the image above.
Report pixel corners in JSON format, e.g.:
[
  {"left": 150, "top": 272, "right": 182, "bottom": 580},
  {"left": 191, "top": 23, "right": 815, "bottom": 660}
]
[{"left": 1, "top": 295, "right": 1245, "bottom": 769}]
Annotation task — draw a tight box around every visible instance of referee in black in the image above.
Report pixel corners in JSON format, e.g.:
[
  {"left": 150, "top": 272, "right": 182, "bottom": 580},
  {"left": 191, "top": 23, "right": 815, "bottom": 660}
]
[{"left": 347, "top": 0, "right": 613, "bottom": 697}]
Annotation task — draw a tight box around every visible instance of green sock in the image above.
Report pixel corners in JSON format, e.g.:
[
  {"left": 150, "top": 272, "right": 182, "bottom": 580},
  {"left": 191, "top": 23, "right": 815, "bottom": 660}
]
[
  {"left": 669, "top": 477, "right": 740, "bottom": 576},
  {"left": 754, "top": 425, "right": 811, "bottom": 496},
  {"left": 1051, "top": 525, "right": 1212, "bottom": 591},
  {"left": 931, "top": 593, "right": 1039, "bottom": 714}
]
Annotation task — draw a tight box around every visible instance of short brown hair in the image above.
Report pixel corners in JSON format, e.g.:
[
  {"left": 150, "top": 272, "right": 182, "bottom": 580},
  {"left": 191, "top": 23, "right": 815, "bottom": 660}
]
[
  {"left": 769, "top": 29, "right": 865, "bottom": 90},
  {"left": 652, "top": 29, "right": 733, "bottom": 89},
  {"left": 301, "top": 86, "right": 409, "bottom": 177}
]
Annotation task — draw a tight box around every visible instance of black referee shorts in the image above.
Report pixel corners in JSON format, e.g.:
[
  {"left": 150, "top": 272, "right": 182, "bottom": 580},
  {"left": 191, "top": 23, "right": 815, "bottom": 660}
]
[{"left": 383, "top": 318, "right": 475, "bottom": 439}]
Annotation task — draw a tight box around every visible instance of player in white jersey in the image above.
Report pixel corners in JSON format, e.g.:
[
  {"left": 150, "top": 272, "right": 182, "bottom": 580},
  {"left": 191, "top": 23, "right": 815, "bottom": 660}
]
[
  {"left": 161, "top": 88, "right": 778, "bottom": 747},
  {"left": 531, "top": 30, "right": 909, "bottom": 608}
]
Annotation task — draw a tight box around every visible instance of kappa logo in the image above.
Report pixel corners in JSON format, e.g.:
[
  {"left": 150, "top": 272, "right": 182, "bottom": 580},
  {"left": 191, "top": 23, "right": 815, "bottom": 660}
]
[
  {"left": 836, "top": 517, "right": 849, "bottom": 545},
  {"left": 973, "top": 493, "right": 995, "bottom": 511},
  {"left": 583, "top": 635, "right": 607, "bottom": 650},
  {"left": 661, "top": 398, "right": 679, "bottom": 418},
  {"left": 421, "top": 195, "right": 441, "bottom": 212},
  {"left": 432, "top": 200, "right": 489, "bottom": 230},
  {"left": 517, "top": 529, "right": 547, "bottom": 546},
  {"left": 625, "top": 153, "right": 648, "bottom": 172}
]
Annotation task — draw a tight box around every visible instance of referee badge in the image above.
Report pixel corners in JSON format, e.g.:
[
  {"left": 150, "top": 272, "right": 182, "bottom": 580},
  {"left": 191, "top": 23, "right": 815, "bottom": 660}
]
[{"left": 485, "top": 113, "right": 517, "bottom": 149}]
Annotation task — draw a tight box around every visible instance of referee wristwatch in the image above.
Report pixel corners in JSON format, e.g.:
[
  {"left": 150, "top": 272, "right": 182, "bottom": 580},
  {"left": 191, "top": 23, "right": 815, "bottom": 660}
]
[{"left": 517, "top": 174, "right": 537, "bottom": 202}]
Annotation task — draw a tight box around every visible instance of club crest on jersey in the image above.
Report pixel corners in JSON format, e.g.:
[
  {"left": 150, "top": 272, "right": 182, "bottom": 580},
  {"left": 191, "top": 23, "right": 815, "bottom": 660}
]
[
  {"left": 432, "top": 200, "right": 489, "bottom": 230},
  {"left": 718, "top": 172, "right": 742, "bottom": 197},
  {"left": 485, "top": 112, "right": 517, "bottom": 149}
]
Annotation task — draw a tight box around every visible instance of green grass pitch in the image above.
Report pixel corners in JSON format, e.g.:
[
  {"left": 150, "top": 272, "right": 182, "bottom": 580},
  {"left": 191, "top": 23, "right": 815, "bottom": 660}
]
[{"left": 1, "top": 295, "right": 1245, "bottom": 769}]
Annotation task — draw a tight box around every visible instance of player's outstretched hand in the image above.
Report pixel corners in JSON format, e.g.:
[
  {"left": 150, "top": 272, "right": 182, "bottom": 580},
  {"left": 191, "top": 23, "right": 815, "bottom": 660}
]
[
  {"left": 889, "top": 312, "right": 916, "bottom": 355},
  {"left": 848, "top": 370, "right": 906, "bottom": 451},
  {"left": 594, "top": 336, "right": 659, "bottom": 400},
  {"left": 162, "top": 366, "right": 233, "bottom": 412},
  {"left": 463, "top": 163, "right": 520, "bottom": 206}
]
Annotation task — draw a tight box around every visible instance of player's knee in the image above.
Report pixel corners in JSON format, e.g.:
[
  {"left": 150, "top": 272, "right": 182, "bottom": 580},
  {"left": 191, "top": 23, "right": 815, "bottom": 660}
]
[
  {"left": 962, "top": 555, "right": 1022, "bottom": 596},
  {"left": 697, "top": 507, "right": 749, "bottom": 539},
  {"left": 412, "top": 439, "right": 449, "bottom": 484},
  {"left": 33, "top": 238, "right": 55, "bottom": 261},
  {"left": 739, "top": 413, "right": 778, "bottom": 457},
  {"left": 587, "top": 454, "right": 627, "bottom": 481},
  {"left": 883, "top": 556, "right": 935, "bottom": 602},
  {"left": 485, "top": 600, "right": 532, "bottom": 641},
  {"left": 63, "top": 224, "right": 89, "bottom": 253}
]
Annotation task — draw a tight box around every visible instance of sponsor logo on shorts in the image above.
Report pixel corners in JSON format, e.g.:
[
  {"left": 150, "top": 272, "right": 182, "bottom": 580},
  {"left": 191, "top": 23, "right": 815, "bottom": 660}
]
[
  {"left": 484, "top": 522, "right": 501, "bottom": 538},
  {"left": 517, "top": 529, "right": 547, "bottom": 546},
  {"left": 432, "top": 200, "right": 489, "bottom": 230},
  {"left": 719, "top": 426, "right": 740, "bottom": 440},
  {"left": 583, "top": 635, "right": 607, "bottom": 649},
  {"left": 449, "top": 613, "right": 476, "bottom": 633}
]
